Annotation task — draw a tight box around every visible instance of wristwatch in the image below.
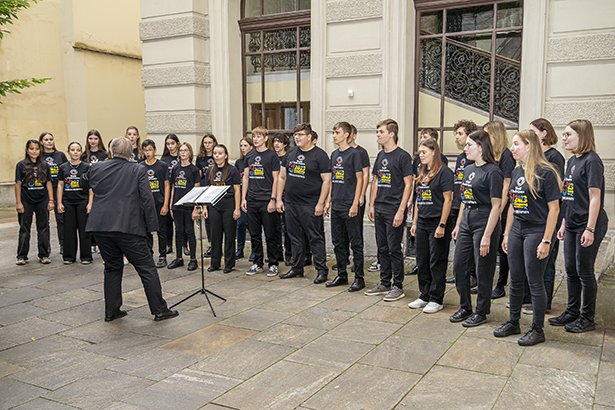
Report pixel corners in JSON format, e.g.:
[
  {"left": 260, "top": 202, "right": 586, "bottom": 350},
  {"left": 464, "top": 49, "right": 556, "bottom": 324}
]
[
  {"left": 438, "top": 222, "right": 446, "bottom": 228},
  {"left": 541, "top": 239, "right": 551, "bottom": 245},
  {"left": 585, "top": 226, "right": 595, "bottom": 233},
  {"left": 270, "top": 197, "right": 276, "bottom": 201}
]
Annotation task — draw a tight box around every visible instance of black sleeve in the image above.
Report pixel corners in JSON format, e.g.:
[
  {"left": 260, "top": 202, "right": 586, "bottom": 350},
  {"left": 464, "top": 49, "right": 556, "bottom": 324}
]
[
  {"left": 586, "top": 156, "right": 604, "bottom": 189},
  {"left": 231, "top": 167, "right": 241, "bottom": 185},
  {"left": 351, "top": 151, "right": 363, "bottom": 176},
  {"left": 402, "top": 151, "right": 413, "bottom": 178},
  {"left": 412, "top": 156, "right": 420, "bottom": 177},
  {"left": 499, "top": 151, "right": 515, "bottom": 179},
  {"left": 360, "top": 148, "right": 370, "bottom": 169},
  {"left": 318, "top": 150, "right": 331, "bottom": 174},
  {"left": 192, "top": 166, "right": 201, "bottom": 184},
  {"left": 442, "top": 167, "right": 454, "bottom": 192},
  {"left": 15, "top": 162, "right": 24, "bottom": 182},
  {"left": 203, "top": 168, "right": 211, "bottom": 186},
  {"left": 270, "top": 151, "right": 280, "bottom": 172},
  {"left": 542, "top": 168, "right": 561, "bottom": 203},
  {"left": 489, "top": 167, "right": 504, "bottom": 199},
  {"left": 59, "top": 152, "right": 68, "bottom": 164},
  {"left": 441, "top": 153, "right": 448, "bottom": 167},
  {"left": 553, "top": 153, "right": 565, "bottom": 179}
]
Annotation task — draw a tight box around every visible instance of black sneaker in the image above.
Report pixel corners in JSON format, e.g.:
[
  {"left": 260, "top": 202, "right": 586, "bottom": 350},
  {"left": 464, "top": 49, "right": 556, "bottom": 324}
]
[
  {"left": 491, "top": 287, "right": 506, "bottom": 299},
  {"left": 548, "top": 311, "right": 578, "bottom": 327},
  {"left": 493, "top": 321, "right": 521, "bottom": 337},
  {"left": 462, "top": 312, "right": 487, "bottom": 327},
  {"left": 187, "top": 259, "right": 198, "bottom": 271},
  {"left": 449, "top": 308, "right": 472, "bottom": 323},
  {"left": 156, "top": 257, "right": 167, "bottom": 268},
  {"left": 167, "top": 258, "right": 184, "bottom": 269},
  {"left": 564, "top": 317, "right": 596, "bottom": 333},
  {"left": 518, "top": 327, "right": 545, "bottom": 346}
]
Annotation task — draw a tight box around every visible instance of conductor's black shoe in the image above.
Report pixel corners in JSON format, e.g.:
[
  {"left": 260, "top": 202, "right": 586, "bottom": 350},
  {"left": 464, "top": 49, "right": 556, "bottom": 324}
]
[
  {"left": 207, "top": 266, "right": 219, "bottom": 272},
  {"left": 314, "top": 272, "right": 328, "bottom": 284},
  {"left": 493, "top": 321, "right": 521, "bottom": 337},
  {"left": 348, "top": 278, "right": 365, "bottom": 292},
  {"left": 105, "top": 310, "right": 127, "bottom": 322},
  {"left": 491, "top": 287, "right": 506, "bottom": 299},
  {"left": 223, "top": 267, "right": 233, "bottom": 273},
  {"left": 279, "top": 269, "right": 304, "bottom": 279},
  {"left": 167, "top": 258, "right": 184, "bottom": 269},
  {"left": 154, "top": 309, "right": 179, "bottom": 321},
  {"left": 446, "top": 277, "right": 455, "bottom": 284},
  {"left": 187, "top": 259, "right": 198, "bottom": 271},
  {"left": 405, "top": 266, "right": 419, "bottom": 276},
  {"left": 203, "top": 246, "right": 212, "bottom": 257},
  {"left": 518, "top": 327, "right": 546, "bottom": 346},
  {"left": 156, "top": 257, "right": 167, "bottom": 268},
  {"left": 548, "top": 311, "right": 578, "bottom": 327},
  {"left": 449, "top": 308, "right": 472, "bottom": 323},
  {"left": 325, "top": 275, "right": 348, "bottom": 287}
]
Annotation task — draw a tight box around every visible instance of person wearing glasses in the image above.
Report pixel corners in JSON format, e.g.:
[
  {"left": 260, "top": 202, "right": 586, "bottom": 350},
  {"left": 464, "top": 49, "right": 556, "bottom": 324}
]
[
  {"left": 140, "top": 140, "right": 171, "bottom": 268},
  {"left": 242, "top": 126, "right": 282, "bottom": 277},
  {"left": 549, "top": 120, "right": 608, "bottom": 333},
  {"left": 495, "top": 130, "right": 561, "bottom": 346},
  {"left": 450, "top": 130, "right": 503, "bottom": 327},
  {"left": 277, "top": 123, "right": 331, "bottom": 283}
]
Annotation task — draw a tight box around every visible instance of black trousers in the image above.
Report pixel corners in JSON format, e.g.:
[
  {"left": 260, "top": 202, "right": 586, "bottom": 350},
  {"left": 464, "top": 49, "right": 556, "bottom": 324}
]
[
  {"left": 17, "top": 199, "right": 50, "bottom": 260},
  {"left": 416, "top": 216, "right": 452, "bottom": 305},
  {"left": 495, "top": 203, "right": 510, "bottom": 289},
  {"left": 286, "top": 202, "right": 328, "bottom": 274},
  {"left": 247, "top": 200, "right": 280, "bottom": 267},
  {"left": 63, "top": 201, "right": 92, "bottom": 262},
  {"left": 209, "top": 197, "right": 237, "bottom": 269},
  {"left": 165, "top": 213, "right": 174, "bottom": 250},
  {"left": 236, "top": 208, "right": 247, "bottom": 254},
  {"left": 147, "top": 203, "right": 167, "bottom": 259},
  {"left": 507, "top": 222, "right": 548, "bottom": 328},
  {"left": 453, "top": 207, "right": 501, "bottom": 315},
  {"left": 374, "top": 208, "right": 406, "bottom": 289},
  {"left": 331, "top": 208, "right": 364, "bottom": 279},
  {"left": 563, "top": 212, "right": 608, "bottom": 321},
  {"left": 174, "top": 209, "right": 196, "bottom": 259},
  {"left": 95, "top": 233, "right": 168, "bottom": 316},
  {"left": 50, "top": 183, "right": 63, "bottom": 248},
  {"left": 281, "top": 211, "right": 292, "bottom": 262},
  {"left": 450, "top": 208, "right": 475, "bottom": 280}
]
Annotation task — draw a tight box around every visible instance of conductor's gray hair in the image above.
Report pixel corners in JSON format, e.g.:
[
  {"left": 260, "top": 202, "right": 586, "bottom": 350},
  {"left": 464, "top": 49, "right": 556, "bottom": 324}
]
[{"left": 109, "top": 137, "right": 132, "bottom": 159}]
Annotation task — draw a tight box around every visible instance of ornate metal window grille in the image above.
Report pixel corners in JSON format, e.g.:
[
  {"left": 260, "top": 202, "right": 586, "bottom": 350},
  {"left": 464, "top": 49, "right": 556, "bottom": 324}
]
[{"left": 247, "top": 27, "right": 311, "bottom": 73}]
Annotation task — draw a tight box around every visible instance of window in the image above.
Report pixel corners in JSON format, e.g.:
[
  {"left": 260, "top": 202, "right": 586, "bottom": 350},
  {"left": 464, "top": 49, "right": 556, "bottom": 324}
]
[
  {"left": 414, "top": 1, "right": 522, "bottom": 154},
  {"left": 240, "top": 0, "right": 311, "bottom": 136}
]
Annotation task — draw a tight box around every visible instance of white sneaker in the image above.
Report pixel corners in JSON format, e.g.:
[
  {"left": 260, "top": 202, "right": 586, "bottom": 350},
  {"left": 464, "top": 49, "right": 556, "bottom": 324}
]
[
  {"left": 246, "top": 264, "right": 263, "bottom": 276},
  {"left": 423, "top": 301, "right": 443, "bottom": 314},
  {"left": 123, "top": 256, "right": 129, "bottom": 265},
  {"left": 408, "top": 298, "right": 427, "bottom": 309},
  {"left": 267, "top": 265, "right": 278, "bottom": 277},
  {"left": 408, "top": 298, "right": 429, "bottom": 309}
]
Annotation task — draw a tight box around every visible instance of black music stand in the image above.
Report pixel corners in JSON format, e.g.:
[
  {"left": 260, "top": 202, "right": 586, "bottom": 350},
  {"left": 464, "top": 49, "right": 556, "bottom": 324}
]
[{"left": 169, "top": 186, "right": 229, "bottom": 316}]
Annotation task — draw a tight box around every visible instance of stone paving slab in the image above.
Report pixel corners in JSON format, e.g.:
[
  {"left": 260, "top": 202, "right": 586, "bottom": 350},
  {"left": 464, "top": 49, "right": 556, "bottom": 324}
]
[
  {"left": 0, "top": 361, "right": 22, "bottom": 378},
  {"left": 193, "top": 338, "right": 295, "bottom": 379},
  {"left": 11, "top": 398, "right": 82, "bottom": 410},
  {"left": 219, "top": 308, "right": 292, "bottom": 331},
  {"left": 123, "top": 369, "right": 241, "bottom": 410},
  {"left": 0, "top": 377, "right": 51, "bottom": 410},
  {"left": 595, "top": 360, "right": 615, "bottom": 407},
  {"left": 251, "top": 323, "right": 326, "bottom": 348},
  {"left": 29, "top": 288, "right": 102, "bottom": 312},
  {"left": 398, "top": 365, "right": 507, "bottom": 409},
  {"left": 604, "top": 329, "right": 615, "bottom": 362},
  {"left": 519, "top": 339, "right": 602, "bottom": 374},
  {"left": 325, "top": 317, "right": 401, "bottom": 344},
  {"left": 285, "top": 336, "right": 373, "bottom": 370},
  {"left": 0, "top": 302, "right": 52, "bottom": 326},
  {"left": 318, "top": 290, "right": 380, "bottom": 312},
  {"left": 107, "top": 348, "right": 201, "bottom": 381},
  {"left": 494, "top": 363, "right": 595, "bottom": 410},
  {"left": 355, "top": 303, "right": 417, "bottom": 324},
  {"left": 0, "top": 287, "right": 52, "bottom": 308},
  {"left": 397, "top": 310, "right": 465, "bottom": 342},
  {"left": 83, "top": 332, "right": 168, "bottom": 360},
  {"left": 214, "top": 360, "right": 337, "bottom": 410},
  {"left": 0, "top": 317, "right": 70, "bottom": 351},
  {"left": 258, "top": 294, "right": 321, "bottom": 313},
  {"left": 303, "top": 363, "right": 421, "bottom": 410},
  {"left": 283, "top": 306, "right": 356, "bottom": 329},
  {"left": 161, "top": 324, "right": 256, "bottom": 358},
  {"left": 39, "top": 300, "right": 105, "bottom": 327}
]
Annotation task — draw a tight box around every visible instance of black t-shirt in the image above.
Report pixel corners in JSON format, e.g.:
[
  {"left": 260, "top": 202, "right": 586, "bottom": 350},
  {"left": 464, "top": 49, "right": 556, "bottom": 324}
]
[
  {"left": 509, "top": 166, "right": 561, "bottom": 225},
  {"left": 453, "top": 152, "right": 474, "bottom": 210},
  {"left": 415, "top": 165, "right": 454, "bottom": 219},
  {"left": 129, "top": 148, "right": 140, "bottom": 163},
  {"left": 196, "top": 155, "right": 214, "bottom": 177},
  {"left": 160, "top": 154, "right": 179, "bottom": 180},
  {"left": 330, "top": 147, "right": 363, "bottom": 212},
  {"left": 283, "top": 145, "right": 331, "bottom": 206},
  {"left": 562, "top": 151, "right": 607, "bottom": 231},
  {"left": 43, "top": 150, "right": 67, "bottom": 186},
  {"left": 544, "top": 147, "right": 565, "bottom": 179},
  {"left": 171, "top": 164, "right": 200, "bottom": 210},
  {"left": 460, "top": 162, "right": 503, "bottom": 207},
  {"left": 81, "top": 151, "right": 108, "bottom": 164},
  {"left": 412, "top": 153, "right": 448, "bottom": 177},
  {"left": 355, "top": 145, "right": 370, "bottom": 169},
  {"left": 204, "top": 165, "right": 241, "bottom": 201},
  {"left": 58, "top": 162, "right": 90, "bottom": 204},
  {"left": 15, "top": 160, "right": 52, "bottom": 204},
  {"left": 372, "top": 147, "right": 413, "bottom": 212},
  {"left": 140, "top": 159, "right": 169, "bottom": 206},
  {"left": 497, "top": 149, "right": 515, "bottom": 179},
  {"left": 244, "top": 149, "right": 280, "bottom": 202}
]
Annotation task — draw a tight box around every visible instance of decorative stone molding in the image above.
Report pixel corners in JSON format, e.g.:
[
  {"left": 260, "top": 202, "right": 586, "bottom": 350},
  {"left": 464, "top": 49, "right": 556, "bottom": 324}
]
[
  {"left": 547, "top": 33, "right": 615, "bottom": 62},
  {"left": 544, "top": 100, "right": 615, "bottom": 126},
  {"left": 325, "top": 108, "right": 382, "bottom": 130},
  {"left": 326, "top": 53, "right": 383, "bottom": 77},
  {"left": 145, "top": 111, "right": 211, "bottom": 134},
  {"left": 142, "top": 64, "right": 210, "bottom": 87},
  {"left": 140, "top": 14, "right": 209, "bottom": 41},
  {"left": 326, "top": 0, "right": 383, "bottom": 23}
]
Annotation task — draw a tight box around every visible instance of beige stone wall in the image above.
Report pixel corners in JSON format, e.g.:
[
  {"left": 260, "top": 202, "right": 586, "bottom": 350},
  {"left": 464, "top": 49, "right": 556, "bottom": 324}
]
[{"left": 0, "top": 0, "right": 144, "bottom": 205}]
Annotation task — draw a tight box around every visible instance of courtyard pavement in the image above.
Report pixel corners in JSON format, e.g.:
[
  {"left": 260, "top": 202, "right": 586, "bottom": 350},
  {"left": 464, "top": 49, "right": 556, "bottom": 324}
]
[{"left": 0, "top": 209, "right": 613, "bottom": 410}]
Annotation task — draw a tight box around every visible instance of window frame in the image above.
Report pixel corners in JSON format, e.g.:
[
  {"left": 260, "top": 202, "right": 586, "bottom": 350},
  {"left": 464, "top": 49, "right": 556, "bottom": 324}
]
[{"left": 413, "top": 0, "right": 523, "bottom": 156}]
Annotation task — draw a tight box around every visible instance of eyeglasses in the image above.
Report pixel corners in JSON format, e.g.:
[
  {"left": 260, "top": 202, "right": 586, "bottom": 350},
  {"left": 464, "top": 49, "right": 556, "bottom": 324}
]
[
  {"left": 143, "top": 148, "right": 155, "bottom": 153},
  {"left": 562, "top": 132, "right": 578, "bottom": 138}
]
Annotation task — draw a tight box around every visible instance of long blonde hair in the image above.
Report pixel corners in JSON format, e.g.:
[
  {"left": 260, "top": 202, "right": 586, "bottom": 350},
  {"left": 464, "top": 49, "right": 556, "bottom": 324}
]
[
  {"left": 484, "top": 120, "right": 508, "bottom": 161},
  {"left": 516, "top": 130, "right": 562, "bottom": 199}
]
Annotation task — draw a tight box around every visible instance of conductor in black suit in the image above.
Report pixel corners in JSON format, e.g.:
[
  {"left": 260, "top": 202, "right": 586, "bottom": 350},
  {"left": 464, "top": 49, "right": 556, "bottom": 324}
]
[{"left": 86, "top": 137, "right": 178, "bottom": 322}]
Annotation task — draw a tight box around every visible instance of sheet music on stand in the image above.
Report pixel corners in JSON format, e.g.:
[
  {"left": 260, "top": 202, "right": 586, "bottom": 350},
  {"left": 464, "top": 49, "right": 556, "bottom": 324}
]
[{"left": 174, "top": 186, "right": 230, "bottom": 208}]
